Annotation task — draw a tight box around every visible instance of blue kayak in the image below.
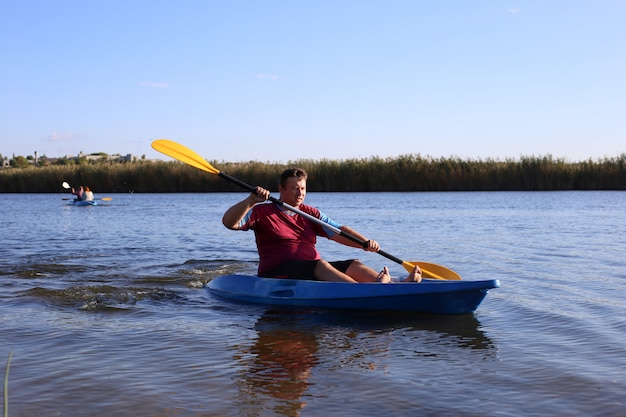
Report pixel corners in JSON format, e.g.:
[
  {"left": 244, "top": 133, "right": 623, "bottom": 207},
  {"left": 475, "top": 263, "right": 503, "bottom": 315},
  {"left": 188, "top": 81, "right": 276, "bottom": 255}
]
[
  {"left": 70, "top": 200, "right": 97, "bottom": 206},
  {"left": 207, "top": 275, "right": 500, "bottom": 314}
]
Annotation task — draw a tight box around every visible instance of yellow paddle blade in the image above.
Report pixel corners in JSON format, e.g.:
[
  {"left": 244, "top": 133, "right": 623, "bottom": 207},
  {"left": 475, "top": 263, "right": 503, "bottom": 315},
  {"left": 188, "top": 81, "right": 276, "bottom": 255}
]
[
  {"left": 401, "top": 260, "right": 462, "bottom": 280},
  {"left": 100, "top": 197, "right": 113, "bottom": 201},
  {"left": 151, "top": 139, "right": 220, "bottom": 175}
]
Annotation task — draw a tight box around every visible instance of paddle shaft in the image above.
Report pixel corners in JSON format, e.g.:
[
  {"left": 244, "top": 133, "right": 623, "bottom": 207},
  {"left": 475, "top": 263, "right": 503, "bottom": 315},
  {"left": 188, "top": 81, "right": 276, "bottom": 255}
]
[
  {"left": 62, "top": 197, "right": 111, "bottom": 201},
  {"left": 218, "top": 172, "right": 406, "bottom": 265}
]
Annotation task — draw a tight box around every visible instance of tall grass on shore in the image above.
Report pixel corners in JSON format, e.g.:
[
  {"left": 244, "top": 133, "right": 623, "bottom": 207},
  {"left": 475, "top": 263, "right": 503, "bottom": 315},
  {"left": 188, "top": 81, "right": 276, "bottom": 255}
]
[{"left": 1, "top": 154, "right": 624, "bottom": 193}]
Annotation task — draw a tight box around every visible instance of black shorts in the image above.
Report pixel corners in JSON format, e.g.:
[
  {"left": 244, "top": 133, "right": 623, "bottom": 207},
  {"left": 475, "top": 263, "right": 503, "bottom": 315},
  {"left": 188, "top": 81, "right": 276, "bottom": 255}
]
[{"left": 259, "top": 259, "right": 355, "bottom": 280}]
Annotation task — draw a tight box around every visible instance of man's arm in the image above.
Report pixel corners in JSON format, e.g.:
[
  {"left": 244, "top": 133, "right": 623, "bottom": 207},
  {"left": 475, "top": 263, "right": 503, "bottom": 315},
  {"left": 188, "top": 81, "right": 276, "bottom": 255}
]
[
  {"left": 222, "top": 186, "right": 269, "bottom": 229},
  {"left": 329, "top": 225, "right": 381, "bottom": 252}
]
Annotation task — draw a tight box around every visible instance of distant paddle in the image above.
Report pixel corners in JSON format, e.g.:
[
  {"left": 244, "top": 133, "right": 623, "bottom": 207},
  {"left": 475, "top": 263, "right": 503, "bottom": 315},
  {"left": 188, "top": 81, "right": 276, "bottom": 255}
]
[
  {"left": 62, "top": 197, "right": 111, "bottom": 201},
  {"left": 152, "top": 139, "right": 462, "bottom": 280}
]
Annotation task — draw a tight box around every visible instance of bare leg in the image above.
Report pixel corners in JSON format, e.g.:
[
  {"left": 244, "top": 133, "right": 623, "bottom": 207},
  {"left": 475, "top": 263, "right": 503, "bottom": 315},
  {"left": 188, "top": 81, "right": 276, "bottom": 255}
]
[
  {"left": 313, "top": 260, "right": 358, "bottom": 282},
  {"left": 344, "top": 259, "right": 386, "bottom": 283},
  {"left": 313, "top": 259, "right": 403, "bottom": 284}
]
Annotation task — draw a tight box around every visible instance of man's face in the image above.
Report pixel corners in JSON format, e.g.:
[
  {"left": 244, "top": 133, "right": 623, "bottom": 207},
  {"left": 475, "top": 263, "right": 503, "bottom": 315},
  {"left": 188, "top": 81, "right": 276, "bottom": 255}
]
[{"left": 279, "top": 177, "right": 306, "bottom": 207}]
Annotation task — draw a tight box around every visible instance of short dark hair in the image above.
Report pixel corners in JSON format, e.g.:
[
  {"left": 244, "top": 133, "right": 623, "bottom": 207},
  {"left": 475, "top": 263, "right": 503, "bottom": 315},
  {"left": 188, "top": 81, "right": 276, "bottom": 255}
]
[{"left": 280, "top": 168, "right": 307, "bottom": 187}]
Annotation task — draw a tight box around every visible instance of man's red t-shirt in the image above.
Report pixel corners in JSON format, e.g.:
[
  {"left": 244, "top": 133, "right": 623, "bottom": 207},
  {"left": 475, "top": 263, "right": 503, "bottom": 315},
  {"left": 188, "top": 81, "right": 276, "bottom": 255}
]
[{"left": 238, "top": 202, "right": 338, "bottom": 275}]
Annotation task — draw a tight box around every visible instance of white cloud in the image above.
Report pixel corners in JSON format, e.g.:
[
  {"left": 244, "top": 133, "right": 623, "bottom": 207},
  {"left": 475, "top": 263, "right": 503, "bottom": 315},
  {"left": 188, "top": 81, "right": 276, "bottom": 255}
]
[
  {"left": 256, "top": 74, "right": 279, "bottom": 80},
  {"left": 507, "top": 8, "right": 521, "bottom": 14},
  {"left": 48, "top": 132, "right": 78, "bottom": 142}
]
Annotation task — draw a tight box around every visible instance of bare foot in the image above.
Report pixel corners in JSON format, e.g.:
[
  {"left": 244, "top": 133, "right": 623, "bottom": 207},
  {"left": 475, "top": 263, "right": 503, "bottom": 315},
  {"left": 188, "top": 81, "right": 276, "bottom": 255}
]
[
  {"left": 376, "top": 267, "right": 392, "bottom": 283},
  {"left": 403, "top": 266, "right": 422, "bottom": 283}
]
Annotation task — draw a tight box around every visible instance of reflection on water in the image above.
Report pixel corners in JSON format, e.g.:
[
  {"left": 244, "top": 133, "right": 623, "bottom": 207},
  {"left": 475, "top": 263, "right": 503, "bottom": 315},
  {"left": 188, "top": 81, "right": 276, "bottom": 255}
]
[
  {"left": 233, "top": 309, "right": 496, "bottom": 416},
  {"left": 311, "top": 310, "right": 496, "bottom": 352},
  {"left": 237, "top": 311, "right": 319, "bottom": 416}
]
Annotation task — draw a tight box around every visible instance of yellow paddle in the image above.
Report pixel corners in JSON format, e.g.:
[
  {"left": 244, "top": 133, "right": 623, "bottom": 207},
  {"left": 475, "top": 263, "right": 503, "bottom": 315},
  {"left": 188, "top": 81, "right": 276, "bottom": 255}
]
[
  {"left": 151, "top": 139, "right": 462, "bottom": 280},
  {"left": 61, "top": 197, "right": 112, "bottom": 201}
]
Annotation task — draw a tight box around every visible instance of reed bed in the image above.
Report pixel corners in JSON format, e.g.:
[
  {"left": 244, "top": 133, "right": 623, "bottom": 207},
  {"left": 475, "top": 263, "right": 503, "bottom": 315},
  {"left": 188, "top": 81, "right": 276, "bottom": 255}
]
[{"left": 1, "top": 155, "right": 624, "bottom": 193}]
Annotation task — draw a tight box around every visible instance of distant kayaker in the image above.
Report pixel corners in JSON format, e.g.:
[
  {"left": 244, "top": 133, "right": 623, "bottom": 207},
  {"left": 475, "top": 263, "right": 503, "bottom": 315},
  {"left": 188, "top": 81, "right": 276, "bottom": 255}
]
[
  {"left": 222, "top": 167, "right": 422, "bottom": 283},
  {"left": 71, "top": 185, "right": 84, "bottom": 201}
]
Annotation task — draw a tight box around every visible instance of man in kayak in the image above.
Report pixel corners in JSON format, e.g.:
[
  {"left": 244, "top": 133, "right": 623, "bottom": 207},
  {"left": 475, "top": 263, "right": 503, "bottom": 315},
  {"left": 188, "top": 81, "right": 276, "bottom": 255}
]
[{"left": 222, "top": 167, "right": 422, "bottom": 283}]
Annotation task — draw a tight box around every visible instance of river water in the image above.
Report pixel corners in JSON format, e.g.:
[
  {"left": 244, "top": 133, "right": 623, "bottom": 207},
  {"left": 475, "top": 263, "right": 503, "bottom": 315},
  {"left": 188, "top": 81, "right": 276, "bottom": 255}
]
[{"left": 1, "top": 191, "right": 624, "bottom": 417}]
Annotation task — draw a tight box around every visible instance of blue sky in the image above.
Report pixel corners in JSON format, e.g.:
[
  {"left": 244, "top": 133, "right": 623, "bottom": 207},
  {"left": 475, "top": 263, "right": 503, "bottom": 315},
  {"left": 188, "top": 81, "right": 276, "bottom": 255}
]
[{"left": 1, "top": 1, "right": 624, "bottom": 163}]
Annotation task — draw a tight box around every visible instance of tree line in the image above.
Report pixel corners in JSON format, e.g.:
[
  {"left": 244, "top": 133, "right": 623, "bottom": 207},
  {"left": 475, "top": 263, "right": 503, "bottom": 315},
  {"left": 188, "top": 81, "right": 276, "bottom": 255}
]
[{"left": 0, "top": 154, "right": 625, "bottom": 193}]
